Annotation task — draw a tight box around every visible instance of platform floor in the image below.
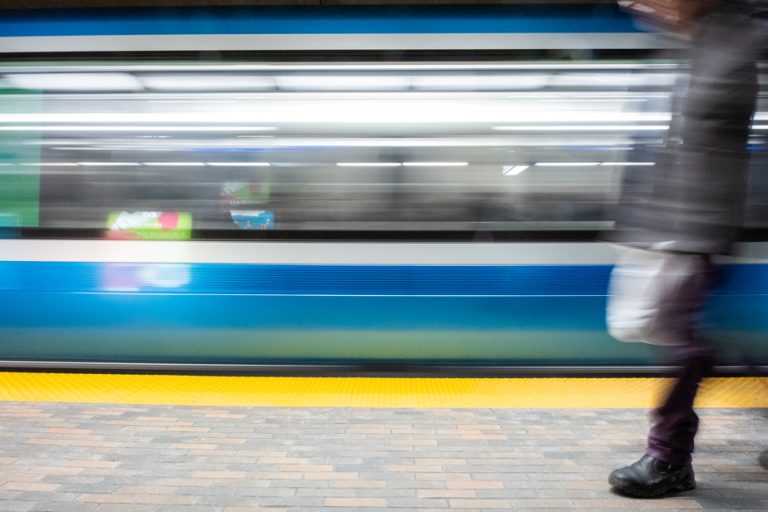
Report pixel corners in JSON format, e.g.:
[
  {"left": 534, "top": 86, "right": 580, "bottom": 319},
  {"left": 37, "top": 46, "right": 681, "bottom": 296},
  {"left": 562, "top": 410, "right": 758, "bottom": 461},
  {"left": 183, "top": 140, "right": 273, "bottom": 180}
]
[{"left": 0, "top": 375, "right": 767, "bottom": 511}]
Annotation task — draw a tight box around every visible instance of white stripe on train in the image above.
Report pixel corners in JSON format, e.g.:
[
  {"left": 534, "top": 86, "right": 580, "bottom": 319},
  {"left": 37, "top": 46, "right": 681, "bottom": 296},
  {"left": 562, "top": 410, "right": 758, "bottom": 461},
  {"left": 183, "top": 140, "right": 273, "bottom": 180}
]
[{"left": 0, "top": 33, "right": 675, "bottom": 53}]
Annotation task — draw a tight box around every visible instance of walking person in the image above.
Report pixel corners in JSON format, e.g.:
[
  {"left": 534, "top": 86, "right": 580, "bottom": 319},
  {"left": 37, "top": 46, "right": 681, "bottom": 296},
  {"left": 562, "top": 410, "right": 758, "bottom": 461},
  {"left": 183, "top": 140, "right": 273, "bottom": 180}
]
[{"left": 606, "top": 0, "right": 767, "bottom": 498}]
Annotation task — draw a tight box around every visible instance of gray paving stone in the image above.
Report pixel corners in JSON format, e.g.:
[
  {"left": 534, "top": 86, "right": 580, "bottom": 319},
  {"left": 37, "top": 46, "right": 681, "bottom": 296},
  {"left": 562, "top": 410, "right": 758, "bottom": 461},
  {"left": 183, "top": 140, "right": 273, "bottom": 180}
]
[
  {"left": 257, "top": 497, "right": 326, "bottom": 507},
  {"left": 55, "top": 484, "right": 119, "bottom": 494},
  {"left": 93, "top": 505, "right": 159, "bottom": 512},
  {"left": 155, "top": 507, "right": 224, "bottom": 512},
  {"left": 0, "top": 403, "right": 766, "bottom": 512},
  {"left": 194, "top": 495, "right": 262, "bottom": 507},
  {"left": 387, "top": 479, "right": 447, "bottom": 489},
  {"left": 265, "top": 481, "right": 331, "bottom": 489},
  {"left": 4, "top": 493, "right": 77, "bottom": 504},
  {"left": 479, "top": 489, "right": 539, "bottom": 498},
  {"left": 294, "top": 488, "right": 417, "bottom": 498},
  {"left": 29, "top": 503, "right": 99, "bottom": 512},
  {"left": 386, "top": 497, "right": 450, "bottom": 508},
  {"left": 0, "top": 502, "right": 35, "bottom": 512}
]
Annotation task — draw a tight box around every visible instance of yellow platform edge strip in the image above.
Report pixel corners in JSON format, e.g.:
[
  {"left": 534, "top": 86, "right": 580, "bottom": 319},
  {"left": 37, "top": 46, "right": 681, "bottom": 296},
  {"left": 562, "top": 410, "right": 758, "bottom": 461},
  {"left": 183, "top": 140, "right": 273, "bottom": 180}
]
[{"left": 0, "top": 372, "right": 767, "bottom": 409}]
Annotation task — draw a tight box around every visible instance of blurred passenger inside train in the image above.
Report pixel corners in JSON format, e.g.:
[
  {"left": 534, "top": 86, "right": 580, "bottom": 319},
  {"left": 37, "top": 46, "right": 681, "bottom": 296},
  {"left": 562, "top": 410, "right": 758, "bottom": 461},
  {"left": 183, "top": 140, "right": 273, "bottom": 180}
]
[{"left": 605, "top": 0, "right": 768, "bottom": 498}]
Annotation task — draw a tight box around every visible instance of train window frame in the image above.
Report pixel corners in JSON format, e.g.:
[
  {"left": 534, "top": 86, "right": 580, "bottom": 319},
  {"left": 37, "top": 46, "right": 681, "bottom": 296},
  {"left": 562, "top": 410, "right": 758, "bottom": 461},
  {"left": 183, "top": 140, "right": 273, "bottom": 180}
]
[{"left": 5, "top": 49, "right": 766, "bottom": 243}]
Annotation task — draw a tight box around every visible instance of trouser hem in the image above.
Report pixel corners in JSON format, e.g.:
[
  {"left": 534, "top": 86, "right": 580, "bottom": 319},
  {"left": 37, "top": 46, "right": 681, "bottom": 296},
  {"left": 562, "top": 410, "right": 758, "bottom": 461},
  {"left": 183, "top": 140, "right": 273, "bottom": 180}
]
[{"left": 645, "top": 446, "right": 691, "bottom": 467}]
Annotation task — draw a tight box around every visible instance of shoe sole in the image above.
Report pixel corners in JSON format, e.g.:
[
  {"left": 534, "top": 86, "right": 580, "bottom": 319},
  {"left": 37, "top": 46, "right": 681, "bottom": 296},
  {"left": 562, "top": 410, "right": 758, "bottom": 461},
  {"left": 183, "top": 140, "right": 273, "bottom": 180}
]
[{"left": 609, "top": 474, "right": 696, "bottom": 499}]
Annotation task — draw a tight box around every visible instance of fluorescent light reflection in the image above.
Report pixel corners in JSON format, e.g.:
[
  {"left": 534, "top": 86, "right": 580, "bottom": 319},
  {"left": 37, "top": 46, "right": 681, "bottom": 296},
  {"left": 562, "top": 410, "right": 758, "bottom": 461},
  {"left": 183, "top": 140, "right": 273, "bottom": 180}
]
[
  {"left": 144, "top": 162, "right": 206, "bottom": 167},
  {"left": 538, "top": 98, "right": 649, "bottom": 103},
  {"left": 337, "top": 162, "right": 401, "bottom": 167},
  {"left": 26, "top": 137, "right": 640, "bottom": 150},
  {"left": 502, "top": 165, "right": 530, "bottom": 176},
  {"left": 206, "top": 162, "right": 271, "bottom": 167},
  {"left": 493, "top": 125, "right": 669, "bottom": 132},
  {"left": 78, "top": 162, "right": 141, "bottom": 166},
  {"left": 411, "top": 74, "right": 549, "bottom": 90},
  {"left": 275, "top": 75, "right": 410, "bottom": 90},
  {"left": 22, "top": 162, "right": 78, "bottom": 167},
  {"left": 402, "top": 162, "right": 469, "bottom": 167},
  {"left": 535, "top": 162, "right": 600, "bottom": 167},
  {"left": 548, "top": 73, "right": 678, "bottom": 88},
  {"left": 601, "top": 162, "right": 655, "bottom": 166},
  {"left": 0, "top": 62, "right": 677, "bottom": 74},
  {"left": 0, "top": 126, "right": 277, "bottom": 132},
  {"left": 5, "top": 73, "right": 144, "bottom": 91},
  {"left": 0, "top": 111, "right": 668, "bottom": 125},
  {"left": 141, "top": 75, "right": 274, "bottom": 91}
]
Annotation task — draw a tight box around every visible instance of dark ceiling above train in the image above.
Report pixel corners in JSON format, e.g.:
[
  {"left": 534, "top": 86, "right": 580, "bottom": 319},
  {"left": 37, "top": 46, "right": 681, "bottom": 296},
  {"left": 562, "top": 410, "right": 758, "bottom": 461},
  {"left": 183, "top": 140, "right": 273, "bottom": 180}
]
[{"left": 0, "top": 0, "right": 612, "bottom": 9}]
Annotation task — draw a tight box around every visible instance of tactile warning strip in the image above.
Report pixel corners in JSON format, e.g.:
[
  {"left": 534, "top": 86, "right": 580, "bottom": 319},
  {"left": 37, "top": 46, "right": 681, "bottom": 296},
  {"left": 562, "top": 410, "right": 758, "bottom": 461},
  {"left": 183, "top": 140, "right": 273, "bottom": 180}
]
[{"left": 0, "top": 372, "right": 767, "bottom": 408}]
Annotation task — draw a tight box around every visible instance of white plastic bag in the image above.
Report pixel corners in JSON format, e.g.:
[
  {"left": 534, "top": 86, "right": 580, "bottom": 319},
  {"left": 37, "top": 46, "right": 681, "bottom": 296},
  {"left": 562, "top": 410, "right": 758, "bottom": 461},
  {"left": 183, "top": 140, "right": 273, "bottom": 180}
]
[{"left": 607, "top": 246, "right": 710, "bottom": 346}]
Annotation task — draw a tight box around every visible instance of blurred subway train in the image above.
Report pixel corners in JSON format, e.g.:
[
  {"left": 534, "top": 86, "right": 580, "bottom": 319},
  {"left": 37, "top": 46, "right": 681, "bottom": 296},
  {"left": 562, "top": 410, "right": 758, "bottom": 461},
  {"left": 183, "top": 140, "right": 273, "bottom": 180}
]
[{"left": 0, "top": 3, "right": 767, "bottom": 371}]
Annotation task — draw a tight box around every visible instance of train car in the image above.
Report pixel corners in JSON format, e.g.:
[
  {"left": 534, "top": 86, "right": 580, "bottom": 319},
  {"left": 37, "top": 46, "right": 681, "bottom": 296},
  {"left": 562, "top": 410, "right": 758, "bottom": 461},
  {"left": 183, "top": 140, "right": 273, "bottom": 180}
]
[{"left": 0, "top": 3, "right": 766, "bottom": 371}]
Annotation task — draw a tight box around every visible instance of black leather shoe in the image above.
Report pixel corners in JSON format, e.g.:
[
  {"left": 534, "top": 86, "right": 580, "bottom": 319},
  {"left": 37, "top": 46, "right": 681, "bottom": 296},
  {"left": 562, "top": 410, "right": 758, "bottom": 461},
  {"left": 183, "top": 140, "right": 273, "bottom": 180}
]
[
  {"left": 609, "top": 455, "right": 696, "bottom": 499},
  {"left": 759, "top": 450, "right": 768, "bottom": 470}
]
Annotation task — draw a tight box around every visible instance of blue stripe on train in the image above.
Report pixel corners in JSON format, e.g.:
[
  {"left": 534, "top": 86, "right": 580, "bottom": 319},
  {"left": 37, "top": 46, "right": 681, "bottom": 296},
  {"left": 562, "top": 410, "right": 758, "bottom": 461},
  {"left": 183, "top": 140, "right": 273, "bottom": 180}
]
[
  {"left": 0, "top": 5, "right": 639, "bottom": 38},
  {"left": 0, "top": 261, "right": 764, "bottom": 296},
  {"left": 0, "top": 261, "right": 764, "bottom": 364},
  {"left": 0, "top": 261, "right": 614, "bottom": 295}
]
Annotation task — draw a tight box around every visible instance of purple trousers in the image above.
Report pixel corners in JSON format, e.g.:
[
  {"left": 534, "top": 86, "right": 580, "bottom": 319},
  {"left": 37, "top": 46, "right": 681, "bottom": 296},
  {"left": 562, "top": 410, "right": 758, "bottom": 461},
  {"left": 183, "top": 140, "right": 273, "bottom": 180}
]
[{"left": 644, "top": 256, "right": 716, "bottom": 467}]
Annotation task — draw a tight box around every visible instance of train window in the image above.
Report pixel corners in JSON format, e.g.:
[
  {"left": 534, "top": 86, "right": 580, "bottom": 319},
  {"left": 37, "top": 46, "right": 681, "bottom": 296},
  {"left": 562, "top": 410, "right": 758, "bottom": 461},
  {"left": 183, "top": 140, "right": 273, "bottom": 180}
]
[{"left": 0, "top": 56, "right": 763, "bottom": 239}]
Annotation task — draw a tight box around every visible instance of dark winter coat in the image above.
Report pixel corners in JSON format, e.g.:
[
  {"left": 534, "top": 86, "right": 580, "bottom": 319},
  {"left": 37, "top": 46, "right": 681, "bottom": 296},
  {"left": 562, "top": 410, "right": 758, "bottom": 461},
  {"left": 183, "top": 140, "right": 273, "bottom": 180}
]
[{"left": 612, "top": 2, "right": 762, "bottom": 254}]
